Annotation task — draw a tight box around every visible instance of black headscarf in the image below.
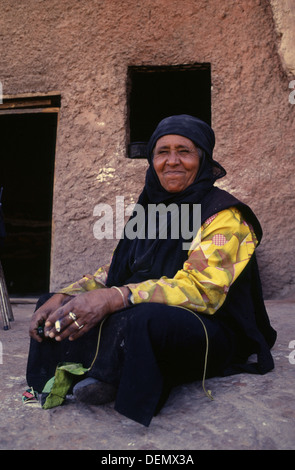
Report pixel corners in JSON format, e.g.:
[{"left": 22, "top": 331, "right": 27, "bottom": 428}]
[
  {"left": 106, "top": 115, "right": 226, "bottom": 286},
  {"left": 144, "top": 114, "right": 226, "bottom": 205}
]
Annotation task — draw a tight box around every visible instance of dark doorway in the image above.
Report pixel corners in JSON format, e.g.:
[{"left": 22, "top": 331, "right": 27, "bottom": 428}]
[
  {"left": 127, "top": 64, "right": 211, "bottom": 157},
  {"left": 0, "top": 112, "right": 58, "bottom": 296}
]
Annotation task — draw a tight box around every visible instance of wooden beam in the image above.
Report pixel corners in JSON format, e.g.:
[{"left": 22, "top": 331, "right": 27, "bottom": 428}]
[{"left": 0, "top": 92, "right": 61, "bottom": 111}]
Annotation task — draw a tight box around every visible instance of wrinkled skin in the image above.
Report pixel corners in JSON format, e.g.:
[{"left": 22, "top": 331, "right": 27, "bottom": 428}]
[
  {"left": 153, "top": 135, "right": 200, "bottom": 193},
  {"left": 29, "top": 287, "right": 129, "bottom": 343}
]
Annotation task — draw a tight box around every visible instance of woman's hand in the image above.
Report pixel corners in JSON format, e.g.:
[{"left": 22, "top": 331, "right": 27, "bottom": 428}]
[
  {"left": 43, "top": 287, "right": 129, "bottom": 342},
  {"left": 29, "top": 293, "right": 72, "bottom": 342}
]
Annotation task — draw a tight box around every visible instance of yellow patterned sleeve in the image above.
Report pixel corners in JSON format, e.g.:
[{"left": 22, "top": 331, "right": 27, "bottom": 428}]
[
  {"left": 58, "top": 264, "right": 110, "bottom": 295},
  {"left": 126, "top": 207, "right": 258, "bottom": 315}
]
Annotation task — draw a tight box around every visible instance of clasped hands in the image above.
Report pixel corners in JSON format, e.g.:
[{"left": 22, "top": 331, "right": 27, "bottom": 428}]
[{"left": 29, "top": 287, "right": 130, "bottom": 343}]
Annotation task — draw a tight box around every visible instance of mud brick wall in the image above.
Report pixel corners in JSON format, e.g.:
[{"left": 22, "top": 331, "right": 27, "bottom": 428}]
[{"left": 1, "top": 0, "right": 294, "bottom": 298}]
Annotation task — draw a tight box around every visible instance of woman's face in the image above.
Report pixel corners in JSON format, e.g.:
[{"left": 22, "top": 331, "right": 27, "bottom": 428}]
[{"left": 153, "top": 135, "right": 200, "bottom": 193}]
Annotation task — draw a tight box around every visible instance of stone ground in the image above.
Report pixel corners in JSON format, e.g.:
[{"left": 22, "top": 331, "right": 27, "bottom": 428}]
[{"left": 0, "top": 298, "right": 294, "bottom": 452}]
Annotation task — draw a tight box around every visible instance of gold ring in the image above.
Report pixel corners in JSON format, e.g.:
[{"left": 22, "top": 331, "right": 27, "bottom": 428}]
[
  {"left": 69, "top": 312, "right": 77, "bottom": 321},
  {"left": 55, "top": 320, "right": 61, "bottom": 333},
  {"left": 74, "top": 320, "right": 84, "bottom": 330}
]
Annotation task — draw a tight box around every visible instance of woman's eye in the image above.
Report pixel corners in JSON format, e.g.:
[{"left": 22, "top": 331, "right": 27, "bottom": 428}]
[{"left": 156, "top": 150, "right": 168, "bottom": 156}]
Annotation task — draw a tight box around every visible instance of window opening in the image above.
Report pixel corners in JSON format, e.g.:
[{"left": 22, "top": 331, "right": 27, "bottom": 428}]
[{"left": 127, "top": 64, "right": 211, "bottom": 158}]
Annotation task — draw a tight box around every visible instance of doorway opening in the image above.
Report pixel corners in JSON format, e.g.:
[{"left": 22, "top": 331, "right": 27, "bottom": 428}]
[
  {"left": 127, "top": 64, "right": 211, "bottom": 158},
  {"left": 0, "top": 94, "right": 60, "bottom": 296}
]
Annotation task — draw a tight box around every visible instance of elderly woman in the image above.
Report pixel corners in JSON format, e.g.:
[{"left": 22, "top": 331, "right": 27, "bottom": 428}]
[{"left": 27, "top": 115, "right": 276, "bottom": 427}]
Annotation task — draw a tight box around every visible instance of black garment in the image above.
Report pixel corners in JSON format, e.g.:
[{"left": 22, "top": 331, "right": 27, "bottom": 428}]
[
  {"left": 27, "top": 299, "right": 237, "bottom": 427},
  {"left": 107, "top": 114, "right": 225, "bottom": 287},
  {"left": 26, "top": 186, "right": 276, "bottom": 426},
  {"left": 26, "top": 115, "right": 276, "bottom": 426},
  {"left": 106, "top": 114, "right": 276, "bottom": 380}
]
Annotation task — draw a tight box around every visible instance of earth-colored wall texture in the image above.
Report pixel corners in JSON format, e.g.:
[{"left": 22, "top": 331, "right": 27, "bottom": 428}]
[
  {"left": 271, "top": 0, "right": 295, "bottom": 75},
  {"left": 1, "top": 0, "right": 295, "bottom": 299}
]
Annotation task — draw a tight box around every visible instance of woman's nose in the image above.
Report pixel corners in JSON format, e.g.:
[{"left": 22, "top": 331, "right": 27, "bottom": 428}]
[{"left": 166, "top": 150, "right": 180, "bottom": 165}]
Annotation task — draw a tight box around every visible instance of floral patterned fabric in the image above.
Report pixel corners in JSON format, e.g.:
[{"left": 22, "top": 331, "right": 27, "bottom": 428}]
[{"left": 59, "top": 207, "right": 258, "bottom": 315}]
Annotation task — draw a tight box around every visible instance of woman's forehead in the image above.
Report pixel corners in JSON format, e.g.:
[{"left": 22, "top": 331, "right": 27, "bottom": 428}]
[{"left": 154, "top": 134, "right": 195, "bottom": 148}]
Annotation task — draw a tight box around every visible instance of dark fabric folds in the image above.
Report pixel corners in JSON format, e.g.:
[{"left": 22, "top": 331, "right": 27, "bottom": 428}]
[
  {"left": 26, "top": 114, "right": 277, "bottom": 427},
  {"left": 106, "top": 114, "right": 276, "bottom": 377},
  {"left": 107, "top": 114, "right": 226, "bottom": 287}
]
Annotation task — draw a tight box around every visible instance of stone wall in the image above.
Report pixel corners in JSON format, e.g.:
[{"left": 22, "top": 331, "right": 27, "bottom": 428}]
[{"left": 1, "top": 0, "right": 294, "bottom": 298}]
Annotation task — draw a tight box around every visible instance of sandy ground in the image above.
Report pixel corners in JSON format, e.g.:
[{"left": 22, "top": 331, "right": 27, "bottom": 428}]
[{"left": 0, "top": 298, "right": 295, "bottom": 451}]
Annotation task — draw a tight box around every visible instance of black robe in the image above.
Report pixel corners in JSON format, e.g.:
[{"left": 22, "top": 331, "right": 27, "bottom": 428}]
[
  {"left": 26, "top": 187, "right": 276, "bottom": 426},
  {"left": 27, "top": 114, "right": 276, "bottom": 426}
]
